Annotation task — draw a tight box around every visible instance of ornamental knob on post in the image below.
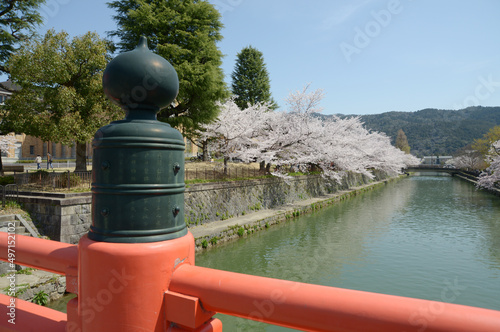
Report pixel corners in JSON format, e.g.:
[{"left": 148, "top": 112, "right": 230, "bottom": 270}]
[{"left": 90, "top": 36, "right": 186, "bottom": 243}]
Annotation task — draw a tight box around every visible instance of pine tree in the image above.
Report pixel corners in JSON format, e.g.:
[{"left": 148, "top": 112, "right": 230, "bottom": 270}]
[
  {"left": 395, "top": 129, "right": 411, "bottom": 154},
  {"left": 231, "top": 46, "right": 276, "bottom": 109},
  {"left": 107, "top": 0, "right": 229, "bottom": 139}
]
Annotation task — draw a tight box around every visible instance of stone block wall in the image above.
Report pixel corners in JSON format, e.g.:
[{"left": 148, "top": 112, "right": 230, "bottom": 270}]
[
  {"left": 183, "top": 172, "right": 383, "bottom": 227},
  {"left": 18, "top": 192, "right": 91, "bottom": 244}
]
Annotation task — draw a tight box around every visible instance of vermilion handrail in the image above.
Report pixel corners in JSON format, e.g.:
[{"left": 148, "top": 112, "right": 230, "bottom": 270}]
[
  {"left": 170, "top": 264, "right": 500, "bottom": 332},
  {"left": 0, "top": 233, "right": 77, "bottom": 275},
  {"left": 0, "top": 293, "right": 66, "bottom": 332}
]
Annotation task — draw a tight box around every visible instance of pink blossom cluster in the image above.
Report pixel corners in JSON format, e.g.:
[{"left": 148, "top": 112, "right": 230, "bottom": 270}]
[
  {"left": 478, "top": 140, "right": 500, "bottom": 190},
  {"left": 200, "top": 85, "right": 419, "bottom": 182}
]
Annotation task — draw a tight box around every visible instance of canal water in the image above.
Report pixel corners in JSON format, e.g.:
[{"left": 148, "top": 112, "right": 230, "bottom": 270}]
[{"left": 195, "top": 175, "right": 500, "bottom": 331}]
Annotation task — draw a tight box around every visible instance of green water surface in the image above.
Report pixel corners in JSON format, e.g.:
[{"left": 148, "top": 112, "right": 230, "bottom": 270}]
[{"left": 195, "top": 175, "right": 500, "bottom": 331}]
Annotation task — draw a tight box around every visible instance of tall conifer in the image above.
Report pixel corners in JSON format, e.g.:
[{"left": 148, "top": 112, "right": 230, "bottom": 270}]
[
  {"left": 395, "top": 129, "right": 411, "bottom": 154},
  {"left": 231, "top": 46, "right": 276, "bottom": 109}
]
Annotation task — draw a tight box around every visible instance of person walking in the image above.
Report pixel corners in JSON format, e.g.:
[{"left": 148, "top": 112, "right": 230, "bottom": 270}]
[
  {"left": 47, "top": 153, "right": 53, "bottom": 169},
  {"left": 35, "top": 155, "right": 42, "bottom": 169}
]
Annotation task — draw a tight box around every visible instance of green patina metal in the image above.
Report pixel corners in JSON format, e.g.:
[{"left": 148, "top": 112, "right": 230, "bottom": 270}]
[{"left": 88, "top": 36, "right": 187, "bottom": 243}]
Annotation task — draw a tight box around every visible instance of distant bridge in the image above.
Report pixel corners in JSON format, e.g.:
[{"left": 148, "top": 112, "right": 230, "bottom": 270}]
[{"left": 404, "top": 165, "right": 459, "bottom": 175}]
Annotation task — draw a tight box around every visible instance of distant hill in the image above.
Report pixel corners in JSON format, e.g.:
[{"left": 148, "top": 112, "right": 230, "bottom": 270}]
[{"left": 319, "top": 106, "right": 500, "bottom": 157}]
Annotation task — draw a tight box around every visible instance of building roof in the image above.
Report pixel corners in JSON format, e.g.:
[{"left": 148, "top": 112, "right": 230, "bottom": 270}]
[{"left": 0, "top": 80, "right": 20, "bottom": 94}]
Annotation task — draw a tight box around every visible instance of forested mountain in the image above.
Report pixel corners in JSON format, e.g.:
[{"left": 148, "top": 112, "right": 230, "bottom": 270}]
[{"left": 323, "top": 106, "right": 500, "bottom": 157}]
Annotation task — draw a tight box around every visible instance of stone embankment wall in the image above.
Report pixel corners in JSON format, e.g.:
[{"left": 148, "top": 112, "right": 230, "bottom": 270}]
[
  {"left": 184, "top": 172, "right": 383, "bottom": 227},
  {"left": 18, "top": 192, "right": 91, "bottom": 244},
  {"left": 18, "top": 172, "right": 388, "bottom": 244},
  {"left": 0, "top": 270, "right": 66, "bottom": 304}
]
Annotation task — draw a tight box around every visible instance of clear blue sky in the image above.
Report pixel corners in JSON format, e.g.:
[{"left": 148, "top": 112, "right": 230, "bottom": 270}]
[{"left": 7, "top": 0, "right": 500, "bottom": 115}]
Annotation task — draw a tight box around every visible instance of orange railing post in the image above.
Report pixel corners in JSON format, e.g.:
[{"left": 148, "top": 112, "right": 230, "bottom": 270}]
[{"left": 77, "top": 233, "right": 200, "bottom": 331}]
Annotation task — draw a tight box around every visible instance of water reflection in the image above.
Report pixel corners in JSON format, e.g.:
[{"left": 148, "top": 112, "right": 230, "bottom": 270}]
[{"left": 196, "top": 176, "right": 500, "bottom": 331}]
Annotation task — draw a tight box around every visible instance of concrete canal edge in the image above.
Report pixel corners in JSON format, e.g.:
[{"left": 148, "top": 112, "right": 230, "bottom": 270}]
[{"left": 190, "top": 176, "right": 401, "bottom": 252}]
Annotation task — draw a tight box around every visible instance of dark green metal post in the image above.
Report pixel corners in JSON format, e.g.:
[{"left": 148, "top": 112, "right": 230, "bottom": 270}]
[{"left": 88, "top": 36, "right": 187, "bottom": 243}]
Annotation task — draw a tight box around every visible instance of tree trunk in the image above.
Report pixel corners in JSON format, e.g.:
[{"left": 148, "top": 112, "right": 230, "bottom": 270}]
[
  {"left": 202, "top": 140, "right": 209, "bottom": 161},
  {"left": 223, "top": 156, "right": 228, "bottom": 176},
  {"left": 0, "top": 155, "right": 3, "bottom": 176},
  {"left": 266, "top": 163, "right": 271, "bottom": 173},
  {"left": 259, "top": 160, "right": 265, "bottom": 172},
  {"left": 75, "top": 142, "right": 87, "bottom": 172}
]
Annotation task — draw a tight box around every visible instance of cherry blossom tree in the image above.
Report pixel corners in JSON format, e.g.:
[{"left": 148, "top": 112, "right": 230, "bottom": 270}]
[
  {"left": 201, "top": 84, "right": 419, "bottom": 181},
  {"left": 200, "top": 99, "right": 271, "bottom": 173},
  {"left": 447, "top": 149, "right": 485, "bottom": 171},
  {"left": 477, "top": 140, "right": 500, "bottom": 190}
]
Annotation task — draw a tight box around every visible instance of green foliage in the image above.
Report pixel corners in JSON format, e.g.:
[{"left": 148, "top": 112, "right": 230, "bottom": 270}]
[
  {"left": 3, "top": 200, "right": 21, "bottom": 210},
  {"left": 472, "top": 125, "right": 500, "bottom": 157},
  {"left": 237, "top": 227, "right": 245, "bottom": 237},
  {"left": 0, "top": 0, "right": 45, "bottom": 74},
  {"left": 32, "top": 290, "right": 49, "bottom": 306},
  {"left": 108, "top": 0, "right": 229, "bottom": 140},
  {"left": 201, "top": 239, "right": 208, "bottom": 249},
  {"left": 16, "top": 268, "right": 34, "bottom": 275},
  {"left": 231, "top": 46, "right": 276, "bottom": 109},
  {"left": 60, "top": 173, "right": 82, "bottom": 188},
  {"left": 28, "top": 169, "right": 47, "bottom": 181},
  {"left": 3, "top": 283, "right": 29, "bottom": 297},
  {"left": 2, "top": 30, "right": 121, "bottom": 171},
  {"left": 0, "top": 175, "right": 15, "bottom": 185},
  {"left": 249, "top": 203, "right": 262, "bottom": 211},
  {"left": 209, "top": 236, "right": 218, "bottom": 245}
]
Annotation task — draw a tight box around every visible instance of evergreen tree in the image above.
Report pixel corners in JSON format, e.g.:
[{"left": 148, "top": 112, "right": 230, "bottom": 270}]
[
  {"left": 395, "top": 129, "right": 411, "bottom": 154},
  {"left": 231, "top": 46, "right": 276, "bottom": 109},
  {"left": 107, "top": 0, "right": 229, "bottom": 140},
  {"left": 0, "top": 0, "right": 45, "bottom": 75},
  {"left": 1, "top": 30, "right": 121, "bottom": 171}
]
